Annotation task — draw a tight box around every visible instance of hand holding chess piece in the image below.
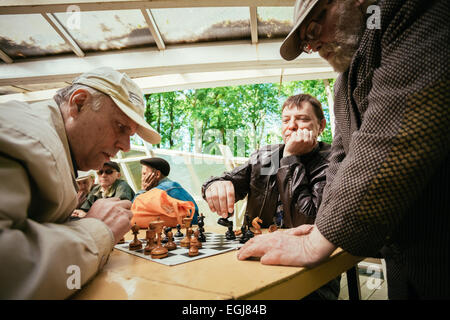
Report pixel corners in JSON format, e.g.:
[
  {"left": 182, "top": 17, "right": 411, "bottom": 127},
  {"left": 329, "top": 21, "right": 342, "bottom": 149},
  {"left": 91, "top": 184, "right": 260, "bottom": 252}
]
[{"left": 129, "top": 223, "right": 142, "bottom": 251}]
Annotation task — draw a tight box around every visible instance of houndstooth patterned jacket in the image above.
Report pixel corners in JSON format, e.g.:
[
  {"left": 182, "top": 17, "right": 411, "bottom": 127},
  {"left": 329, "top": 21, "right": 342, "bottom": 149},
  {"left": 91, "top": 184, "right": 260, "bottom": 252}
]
[{"left": 315, "top": 0, "right": 449, "bottom": 295}]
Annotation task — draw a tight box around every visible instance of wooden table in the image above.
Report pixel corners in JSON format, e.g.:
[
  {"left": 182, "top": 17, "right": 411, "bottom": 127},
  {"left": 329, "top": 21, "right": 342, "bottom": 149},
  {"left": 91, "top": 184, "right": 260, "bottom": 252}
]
[{"left": 73, "top": 226, "right": 363, "bottom": 300}]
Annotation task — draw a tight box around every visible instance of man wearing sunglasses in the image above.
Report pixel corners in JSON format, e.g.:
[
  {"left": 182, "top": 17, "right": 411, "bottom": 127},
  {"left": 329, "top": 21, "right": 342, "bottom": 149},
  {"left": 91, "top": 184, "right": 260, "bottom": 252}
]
[
  {"left": 73, "top": 161, "right": 135, "bottom": 217},
  {"left": 0, "top": 67, "right": 160, "bottom": 299},
  {"left": 238, "top": 0, "right": 449, "bottom": 299}
]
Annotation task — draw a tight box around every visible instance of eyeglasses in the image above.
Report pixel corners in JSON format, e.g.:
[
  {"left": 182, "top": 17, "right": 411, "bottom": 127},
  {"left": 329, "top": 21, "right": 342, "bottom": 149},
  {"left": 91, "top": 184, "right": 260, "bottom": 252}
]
[
  {"left": 97, "top": 169, "right": 115, "bottom": 175},
  {"left": 300, "top": 6, "right": 328, "bottom": 54},
  {"left": 301, "top": 21, "right": 323, "bottom": 54}
]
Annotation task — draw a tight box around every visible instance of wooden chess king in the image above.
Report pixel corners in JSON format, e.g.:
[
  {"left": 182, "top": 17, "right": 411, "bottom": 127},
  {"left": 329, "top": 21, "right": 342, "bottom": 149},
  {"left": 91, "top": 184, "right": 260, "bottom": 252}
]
[{"left": 149, "top": 218, "right": 168, "bottom": 259}]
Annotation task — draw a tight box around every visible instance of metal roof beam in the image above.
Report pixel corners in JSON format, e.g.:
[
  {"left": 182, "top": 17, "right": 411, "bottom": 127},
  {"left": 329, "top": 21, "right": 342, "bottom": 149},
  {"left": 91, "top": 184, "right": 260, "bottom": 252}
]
[
  {"left": 0, "top": 1, "right": 295, "bottom": 14},
  {"left": 0, "top": 41, "right": 329, "bottom": 86},
  {"left": 41, "top": 12, "right": 85, "bottom": 58},
  {"left": 141, "top": 8, "right": 165, "bottom": 50},
  {"left": 0, "top": 67, "right": 337, "bottom": 104},
  {"left": 0, "top": 48, "right": 13, "bottom": 64},
  {"left": 249, "top": 6, "right": 258, "bottom": 44}
]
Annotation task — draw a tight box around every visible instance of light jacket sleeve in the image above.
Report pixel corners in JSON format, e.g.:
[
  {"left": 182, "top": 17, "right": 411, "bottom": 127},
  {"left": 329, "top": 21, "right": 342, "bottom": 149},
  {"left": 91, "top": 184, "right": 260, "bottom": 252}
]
[{"left": 0, "top": 155, "right": 115, "bottom": 299}]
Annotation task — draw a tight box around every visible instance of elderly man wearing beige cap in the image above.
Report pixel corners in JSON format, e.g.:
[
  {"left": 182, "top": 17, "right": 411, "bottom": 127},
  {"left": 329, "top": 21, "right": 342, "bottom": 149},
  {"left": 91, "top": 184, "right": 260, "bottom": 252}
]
[
  {"left": 238, "top": 0, "right": 450, "bottom": 299},
  {"left": 0, "top": 67, "right": 160, "bottom": 299}
]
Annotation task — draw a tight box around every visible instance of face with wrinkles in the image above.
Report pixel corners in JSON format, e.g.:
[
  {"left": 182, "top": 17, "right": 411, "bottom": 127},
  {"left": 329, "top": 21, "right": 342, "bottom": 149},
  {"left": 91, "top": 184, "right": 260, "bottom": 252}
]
[
  {"left": 64, "top": 89, "right": 138, "bottom": 171},
  {"left": 299, "top": 0, "right": 366, "bottom": 72}
]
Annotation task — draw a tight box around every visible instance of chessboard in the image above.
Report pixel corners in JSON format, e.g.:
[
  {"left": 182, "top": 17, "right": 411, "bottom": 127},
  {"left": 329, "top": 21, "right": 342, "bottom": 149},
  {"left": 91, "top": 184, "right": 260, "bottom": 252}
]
[{"left": 114, "top": 231, "right": 244, "bottom": 266}]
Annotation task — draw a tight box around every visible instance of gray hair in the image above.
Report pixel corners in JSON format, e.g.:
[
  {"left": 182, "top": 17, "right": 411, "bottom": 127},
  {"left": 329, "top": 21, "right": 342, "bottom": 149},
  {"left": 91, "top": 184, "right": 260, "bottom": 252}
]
[{"left": 54, "top": 84, "right": 107, "bottom": 111}]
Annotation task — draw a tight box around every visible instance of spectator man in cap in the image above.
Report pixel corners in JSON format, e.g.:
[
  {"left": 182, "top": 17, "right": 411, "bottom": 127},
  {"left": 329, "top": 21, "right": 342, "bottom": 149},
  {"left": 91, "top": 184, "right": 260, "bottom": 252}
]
[
  {"left": 0, "top": 66, "right": 160, "bottom": 299},
  {"left": 70, "top": 171, "right": 96, "bottom": 218},
  {"left": 132, "top": 157, "right": 199, "bottom": 225},
  {"left": 238, "top": 0, "right": 450, "bottom": 299},
  {"left": 78, "top": 161, "right": 135, "bottom": 214}
]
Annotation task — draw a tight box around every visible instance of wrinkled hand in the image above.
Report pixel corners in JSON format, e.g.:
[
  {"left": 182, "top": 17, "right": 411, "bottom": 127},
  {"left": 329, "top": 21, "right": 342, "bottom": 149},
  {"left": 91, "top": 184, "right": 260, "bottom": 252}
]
[
  {"left": 205, "top": 181, "right": 235, "bottom": 218},
  {"left": 237, "top": 224, "right": 337, "bottom": 268},
  {"left": 71, "top": 209, "right": 87, "bottom": 218},
  {"left": 141, "top": 170, "right": 159, "bottom": 191},
  {"left": 84, "top": 197, "right": 133, "bottom": 244},
  {"left": 283, "top": 129, "right": 317, "bottom": 157}
]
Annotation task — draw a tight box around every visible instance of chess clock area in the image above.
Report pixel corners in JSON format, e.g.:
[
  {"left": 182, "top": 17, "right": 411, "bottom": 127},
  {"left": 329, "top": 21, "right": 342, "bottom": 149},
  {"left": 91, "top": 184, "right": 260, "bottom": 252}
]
[{"left": 72, "top": 213, "right": 363, "bottom": 300}]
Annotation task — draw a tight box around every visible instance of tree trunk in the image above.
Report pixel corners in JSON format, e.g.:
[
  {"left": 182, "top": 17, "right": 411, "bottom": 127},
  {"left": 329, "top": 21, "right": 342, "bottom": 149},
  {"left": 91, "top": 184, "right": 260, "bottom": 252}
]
[{"left": 157, "top": 94, "right": 161, "bottom": 148}]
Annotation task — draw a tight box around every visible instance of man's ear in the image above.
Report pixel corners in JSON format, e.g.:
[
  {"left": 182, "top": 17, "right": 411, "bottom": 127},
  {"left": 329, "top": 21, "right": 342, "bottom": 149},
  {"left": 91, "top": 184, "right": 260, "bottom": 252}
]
[
  {"left": 68, "top": 89, "right": 90, "bottom": 118},
  {"left": 319, "top": 118, "right": 327, "bottom": 135}
]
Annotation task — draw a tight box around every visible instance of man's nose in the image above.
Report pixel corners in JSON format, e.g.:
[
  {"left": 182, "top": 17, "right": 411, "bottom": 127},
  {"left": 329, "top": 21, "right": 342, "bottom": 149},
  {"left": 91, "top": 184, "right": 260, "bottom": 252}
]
[
  {"left": 116, "top": 135, "right": 131, "bottom": 153},
  {"left": 288, "top": 119, "right": 298, "bottom": 130}
]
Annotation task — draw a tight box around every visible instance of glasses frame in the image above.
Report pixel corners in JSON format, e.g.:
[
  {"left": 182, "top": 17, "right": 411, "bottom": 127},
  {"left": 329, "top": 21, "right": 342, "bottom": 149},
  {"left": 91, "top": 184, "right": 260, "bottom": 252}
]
[
  {"left": 97, "top": 169, "right": 116, "bottom": 175},
  {"left": 299, "top": 3, "right": 331, "bottom": 54}
]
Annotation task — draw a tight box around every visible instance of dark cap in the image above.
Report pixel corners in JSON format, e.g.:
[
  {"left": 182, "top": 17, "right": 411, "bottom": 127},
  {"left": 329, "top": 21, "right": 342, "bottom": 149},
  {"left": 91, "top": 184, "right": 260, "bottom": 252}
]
[
  {"left": 103, "top": 161, "right": 121, "bottom": 172},
  {"left": 140, "top": 157, "right": 170, "bottom": 177}
]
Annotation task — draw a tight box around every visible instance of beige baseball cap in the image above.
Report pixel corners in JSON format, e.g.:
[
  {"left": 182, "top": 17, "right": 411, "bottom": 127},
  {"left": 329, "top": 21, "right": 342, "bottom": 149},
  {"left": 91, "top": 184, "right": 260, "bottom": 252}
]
[
  {"left": 72, "top": 67, "right": 161, "bottom": 144},
  {"left": 280, "top": 0, "right": 320, "bottom": 61}
]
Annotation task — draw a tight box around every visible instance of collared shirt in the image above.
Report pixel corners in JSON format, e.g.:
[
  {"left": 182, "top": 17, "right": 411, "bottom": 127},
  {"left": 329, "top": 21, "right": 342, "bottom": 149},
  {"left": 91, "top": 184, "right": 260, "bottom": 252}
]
[{"left": 80, "top": 179, "right": 135, "bottom": 211}]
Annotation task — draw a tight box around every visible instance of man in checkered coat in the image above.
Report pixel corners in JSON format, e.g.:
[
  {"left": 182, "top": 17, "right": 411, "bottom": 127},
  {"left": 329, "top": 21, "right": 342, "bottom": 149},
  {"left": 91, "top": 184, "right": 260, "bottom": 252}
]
[{"left": 238, "top": 0, "right": 449, "bottom": 299}]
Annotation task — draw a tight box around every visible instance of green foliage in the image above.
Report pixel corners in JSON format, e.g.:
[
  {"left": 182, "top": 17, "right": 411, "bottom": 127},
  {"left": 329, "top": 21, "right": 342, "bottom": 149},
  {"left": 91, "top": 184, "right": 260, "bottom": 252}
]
[{"left": 143, "top": 78, "right": 336, "bottom": 156}]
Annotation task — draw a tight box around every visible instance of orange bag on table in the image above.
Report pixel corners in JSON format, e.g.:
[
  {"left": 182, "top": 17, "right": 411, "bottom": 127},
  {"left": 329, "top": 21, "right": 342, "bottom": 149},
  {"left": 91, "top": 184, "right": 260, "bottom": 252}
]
[{"left": 131, "top": 188, "right": 195, "bottom": 229}]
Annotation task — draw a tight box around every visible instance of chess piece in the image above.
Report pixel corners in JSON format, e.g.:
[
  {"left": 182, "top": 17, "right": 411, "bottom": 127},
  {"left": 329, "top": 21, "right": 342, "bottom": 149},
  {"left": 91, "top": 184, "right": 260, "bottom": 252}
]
[
  {"left": 239, "top": 224, "right": 248, "bottom": 244},
  {"left": 150, "top": 219, "right": 168, "bottom": 259},
  {"left": 225, "top": 222, "right": 236, "bottom": 240},
  {"left": 164, "top": 230, "right": 177, "bottom": 251},
  {"left": 251, "top": 217, "right": 263, "bottom": 235},
  {"left": 217, "top": 216, "right": 232, "bottom": 227},
  {"left": 175, "top": 224, "right": 184, "bottom": 237},
  {"left": 198, "top": 214, "right": 205, "bottom": 231},
  {"left": 188, "top": 242, "right": 199, "bottom": 257},
  {"left": 144, "top": 223, "right": 157, "bottom": 255},
  {"left": 197, "top": 214, "right": 206, "bottom": 242},
  {"left": 129, "top": 223, "right": 142, "bottom": 250},
  {"left": 191, "top": 229, "right": 202, "bottom": 249},
  {"left": 180, "top": 217, "right": 192, "bottom": 248},
  {"left": 244, "top": 214, "right": 254, "bottom": 239},
  {"left": 161, "top": 226, "right": 170, "bottom": 244}
]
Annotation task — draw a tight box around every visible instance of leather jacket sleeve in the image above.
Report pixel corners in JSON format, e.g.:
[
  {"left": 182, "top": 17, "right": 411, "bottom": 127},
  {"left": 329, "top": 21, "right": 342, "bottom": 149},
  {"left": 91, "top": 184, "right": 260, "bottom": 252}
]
[{"left": 276, "top": 146, "right": 329, "bottom": 228}]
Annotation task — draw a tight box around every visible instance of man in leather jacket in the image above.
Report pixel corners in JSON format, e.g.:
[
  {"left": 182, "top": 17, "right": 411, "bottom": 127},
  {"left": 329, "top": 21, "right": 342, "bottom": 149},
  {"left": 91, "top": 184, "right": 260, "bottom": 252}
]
[{"left": 202, "top": 93, "right": 340, "bottom": 299}]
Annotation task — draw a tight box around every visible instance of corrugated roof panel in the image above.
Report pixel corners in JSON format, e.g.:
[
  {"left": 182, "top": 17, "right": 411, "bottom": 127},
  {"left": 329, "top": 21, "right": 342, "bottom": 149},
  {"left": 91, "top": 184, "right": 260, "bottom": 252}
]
[
  {"left": 0, "top": 14, "right": 72, "bottom": 59},
  {"left": 151, "top": 7, "right": 251, "bottom": 44},
  {"left": 54, "top": 10, "right": 156, "bottom": 51},
  {"left": 257, "top": 7, "right": 293, "bottom": 40}
]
